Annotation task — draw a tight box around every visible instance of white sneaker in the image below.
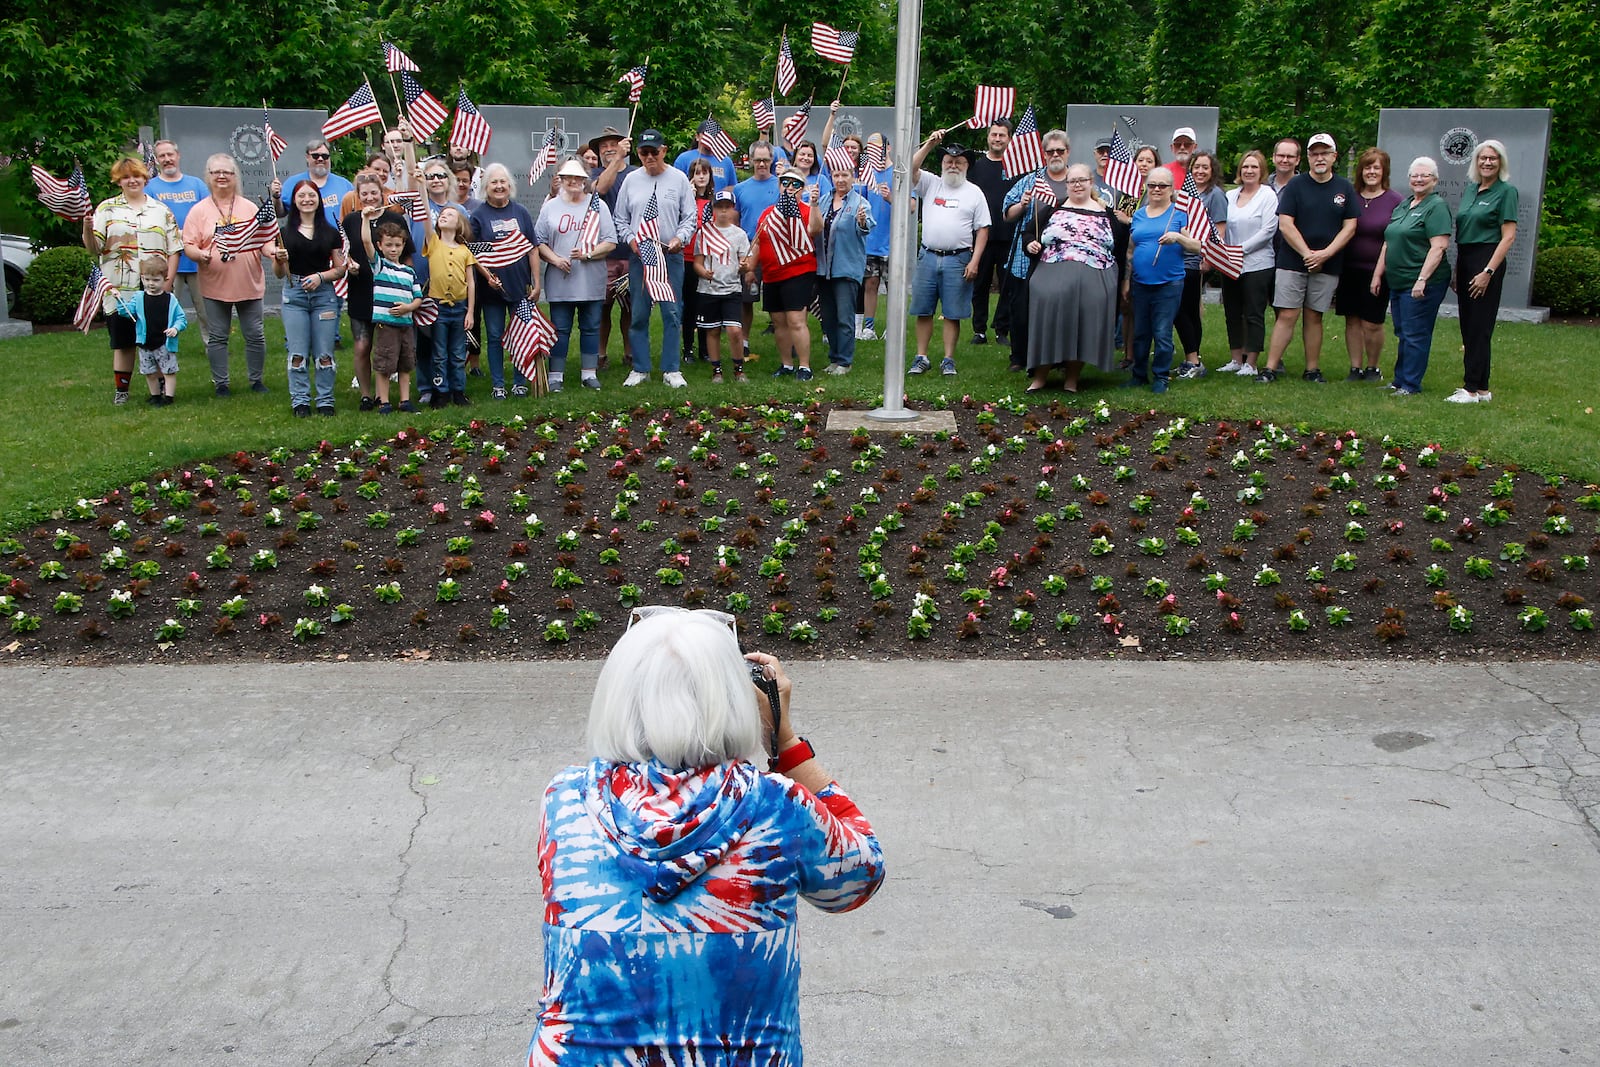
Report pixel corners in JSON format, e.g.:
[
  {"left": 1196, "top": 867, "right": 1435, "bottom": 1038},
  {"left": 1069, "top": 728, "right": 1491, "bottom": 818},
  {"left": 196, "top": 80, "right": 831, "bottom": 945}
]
[
  {"left": 823, "top": 363, "right": 851, "bottom": 375},
  {"left": 623, "top": 371, "right": 648, "bottom": 387},
  {"left": 1444, "top": 388, "right": 1478, "bottom": 404},
  {"left": 1219, "top": 360, "right": 1245, "bottom": 373},
  {"left": 858, "top": 326, "right": 879, "bottom": 341},
  {"left": 1234, "top": 363, "right": 1257, "bottom": 376},
  {"left": 546, "top": 373, "right": 563, "bottom": 393},
  {"left": 662, "top": 371, "right": 687, "bottom": 389},
  {"left": 1476, "top": 391, "right": 1491, "bottom": 403}
]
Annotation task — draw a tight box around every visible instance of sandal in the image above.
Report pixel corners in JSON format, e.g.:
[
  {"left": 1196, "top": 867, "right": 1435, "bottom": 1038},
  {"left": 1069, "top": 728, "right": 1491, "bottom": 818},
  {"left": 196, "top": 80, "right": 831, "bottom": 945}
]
[{"left": 1117, "top": 356, "right": 1134, "bottom": 371}]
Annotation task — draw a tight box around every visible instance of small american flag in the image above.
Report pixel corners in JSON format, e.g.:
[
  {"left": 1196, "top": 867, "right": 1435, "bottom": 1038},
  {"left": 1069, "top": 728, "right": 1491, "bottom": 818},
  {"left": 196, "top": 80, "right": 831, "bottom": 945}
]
[
  {"left": 1175, "top": 172, "right": 1244, "bottom": 279},
  {"left": 765, "top": 192, "right": 812, "bottom": 266},
  {"left": 388, "top": 189, "right": 432, "bottom": 224},
  {"left": 451, "top": 87, "right": 492, "bottom": 155},
  {"left": 752, "top": 97, "right": 775, "bottom": 132},
  {"left": 967, "top": 86, "right": 1016, "bottom": 129},
  {"left": 635, "top": 190, "right": 661, "bottom": 245},
  {"left": 213, "top": 196, "right": 279, "bottom": 257},
  {"left": 323, "top": 81, "right": 383, "bottom": 140},
  {"left": 1104, "top": 127, "right": 1144, "bottom": 199},
  {"left": 333, "top": 226, "right": 351, "bottom": 299},
  {"left": 823, "top": 144, "right": 853, "bottom": 176},
  {"left": 1029, "top": 169, "right": 1059, "bottom": 210},
  {"left": 468, "top": 229, "right": 534, "bottom": 268},
  {"left": 697, "top": 116, "right": 738, "bottom": 161},
  {"left": 573, "top": 193, "right": 605, "bottom": 257},
  {"left": 31, "top": 163, "right": 91, "bottom": 221},
  {"left": 858, "top": 138, "right": 886, "bottom": 182},
  {"left": 695, "top": 200, "right": 730, "bottom": 260},
  {"left": 635, "top": 238, "right": 677, "bottom": 303},
  {"left": 776, "top": 31, "right": 798, "bottom": 95},
  {"left": 1002, "top": 104, "right": 1042, "bottom": 178},
  {"left": 811, "top": 22, "right": 858, "bottom": 64},
  {"left": 383, "top": 41, "right": 420, "bottom": 73},
  {"left": 73, "top": 265, "right": 113, "bottom": 333},
  {"left": 781, "top": 97, "right": 812, "bottom": 154},
  {"left": 263, "top": 110, "right": 288, "bottom": 162},
  {"left": 528, "top": 127, "right": 561, "bottom": 184},
  {"left": 401, "top": 72, "right": 448, "bottom": 141},
  {"left": 618, "top": 65, "right": 648, "bottom": 104},
  {"left": 504, "top": 297, "right": 557, "bottom": 378},
  {"left": 414, "top": 296, "right": 440, "bottom": 328}
]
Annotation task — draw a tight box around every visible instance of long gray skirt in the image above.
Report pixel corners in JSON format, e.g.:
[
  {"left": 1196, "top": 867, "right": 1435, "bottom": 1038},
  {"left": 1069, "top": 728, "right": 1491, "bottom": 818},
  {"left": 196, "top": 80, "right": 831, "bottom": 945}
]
[{"left": 1027, "top": 258, "right": 1117, "bottom": 372}]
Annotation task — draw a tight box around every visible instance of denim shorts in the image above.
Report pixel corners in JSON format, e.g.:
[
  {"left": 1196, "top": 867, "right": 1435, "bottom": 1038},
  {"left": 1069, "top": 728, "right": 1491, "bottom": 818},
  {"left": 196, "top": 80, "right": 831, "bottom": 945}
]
[{"left": 910, "top": 247, "right": 974, "bottom": 319}]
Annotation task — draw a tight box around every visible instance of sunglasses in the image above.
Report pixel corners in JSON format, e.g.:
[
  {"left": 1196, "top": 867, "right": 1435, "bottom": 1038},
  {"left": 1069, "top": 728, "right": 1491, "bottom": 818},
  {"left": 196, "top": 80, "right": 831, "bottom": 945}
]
[
  {"left": 779, "top": 178, "right": 804, "bottom": 187},
  {"left": 1146, "top": 181, "right": 1172, "bottom": 189},
  {"left": 638, "top": 147, "right": 661, "bottom": 156},
  {"left": 425, "top": 173, "right": 449, "bottom": 180},
  {"left": 308, "top": 153, "right": 331, "bottom": 161},
  {"left": 1044, "top": 147, "right": 1067, "bottom": 156}
]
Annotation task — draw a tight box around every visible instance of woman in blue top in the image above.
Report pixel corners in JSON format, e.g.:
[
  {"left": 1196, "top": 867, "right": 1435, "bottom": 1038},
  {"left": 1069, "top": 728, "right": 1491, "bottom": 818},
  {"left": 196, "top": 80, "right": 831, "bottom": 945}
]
[
  {"left": 528, "top": 608, "right": 884, "bottom": 1066},
  {"left": 1122, "top": 167, "right": 1193, "bottom": 394},
  {"left": 809, "top": 158, "right": 875, "bottom": 374}
]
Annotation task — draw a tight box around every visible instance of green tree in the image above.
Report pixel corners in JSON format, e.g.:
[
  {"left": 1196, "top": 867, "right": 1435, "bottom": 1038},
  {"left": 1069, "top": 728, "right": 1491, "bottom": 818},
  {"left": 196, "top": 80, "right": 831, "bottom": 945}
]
[{"left": 1146, "top": 0, "right": 1235, "bottom": 107}]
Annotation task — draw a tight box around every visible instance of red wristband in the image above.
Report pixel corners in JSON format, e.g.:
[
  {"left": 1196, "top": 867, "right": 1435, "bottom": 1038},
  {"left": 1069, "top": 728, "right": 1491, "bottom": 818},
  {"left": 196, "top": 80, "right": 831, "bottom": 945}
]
[{"left": 773, "top": 738, "right": 815, "bottom": 774}]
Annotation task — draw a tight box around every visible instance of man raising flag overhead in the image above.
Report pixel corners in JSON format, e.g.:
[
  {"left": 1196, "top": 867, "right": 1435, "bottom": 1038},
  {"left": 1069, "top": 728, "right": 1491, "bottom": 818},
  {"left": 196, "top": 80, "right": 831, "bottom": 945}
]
[{"left": 323, "top": 81, "right": 382, "bottom": 141}]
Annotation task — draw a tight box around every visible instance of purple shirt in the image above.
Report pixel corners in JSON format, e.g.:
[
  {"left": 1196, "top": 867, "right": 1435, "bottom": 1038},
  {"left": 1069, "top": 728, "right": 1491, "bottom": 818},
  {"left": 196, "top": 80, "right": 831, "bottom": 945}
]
[{"left": 1347, "top": 188, "right": 1401, "bottom": 273}]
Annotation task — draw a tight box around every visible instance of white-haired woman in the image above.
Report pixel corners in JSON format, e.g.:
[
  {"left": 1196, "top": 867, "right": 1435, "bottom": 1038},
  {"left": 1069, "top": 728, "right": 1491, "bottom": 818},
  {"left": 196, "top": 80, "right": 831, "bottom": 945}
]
[
  {"left": 469, "top": 162, "right": 542, "bottom": 399},
  {"left": 1450, "top": 139, "right": 1517, "bottom": 403},
  {"left": 1123, "top": 166, "right": 1193, "bottom": 394},
  {"left": 528, "top": 609, "right": 883, "bottom": 1065},
  {"left": 1371, "top": 156, "right": 1452, "bottom": 397}
]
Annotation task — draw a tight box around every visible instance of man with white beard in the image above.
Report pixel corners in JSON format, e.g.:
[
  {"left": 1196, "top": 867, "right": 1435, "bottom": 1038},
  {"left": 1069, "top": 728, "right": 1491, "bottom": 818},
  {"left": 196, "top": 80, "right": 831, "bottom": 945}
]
[
  {"left": 998, "top": 128, "right": 1074, "bottom": 375},
  {"left": 906, "top": 131, "right": 991, "bottom": 376}
]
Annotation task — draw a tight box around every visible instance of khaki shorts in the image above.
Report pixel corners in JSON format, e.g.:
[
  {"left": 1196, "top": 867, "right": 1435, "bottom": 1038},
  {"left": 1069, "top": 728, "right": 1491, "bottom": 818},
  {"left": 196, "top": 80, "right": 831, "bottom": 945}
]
[
  {"left": 1273, "top": 269, "right": 1338, "bottom": 314},
  {"left": 371, "top": 323, "right": 416, "bottom": 375}
]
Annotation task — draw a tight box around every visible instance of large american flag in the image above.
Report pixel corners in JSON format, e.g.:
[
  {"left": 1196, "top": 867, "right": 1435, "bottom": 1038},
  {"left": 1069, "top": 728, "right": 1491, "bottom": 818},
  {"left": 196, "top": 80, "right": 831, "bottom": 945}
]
[
  {"left": 451, "top": 87, "right": 492, "bottom": 155},
  {"left": 323, "top": 81, "right": 382, "bottom": 140},
  {"left": 504, "top": 298, "right": 557, "bottom": 379},
  {"left": 1002, "top": 104, "right": 1042, "bottom": 179},
  {"left": 31, "top": 163, "right": 91, "bottom": 221},
  {"left": 388, "top": 189, "right": 432, "bottom": 224},
  {"left": 401, "top": 72, "right": 448, "bottom": 141},
  {"left": 73, "top": 265, "right": 114, "bottom": 333},
  {"left": 781, "top": 97, "right": 812, "bottom": 154},
  {"left": 967, "top": 85, "right": 1016, "bottom": 129},
  {"left": 213, "top": 196, "right": 279, "bottom": 257},
  {"left": 752, "top": 97, "right": 775, "bottom": 132},
  {"left": 528, "top": 127, "right": 561, "bottom": 184},
  {"left": 695, "top": 200, "right": 731, "bottom": 260},
  {"left": 573, "top": 193, "right": 606, "bottom": 257},
  {"left": 764, "top": 192, "right": 812, "bottom": 266},
  {"left": 776, "top": 31, "right": 798, "bottom": 95},
  {"left": 635, "top": 237, "right": 677, "bottom": 303},
  {"left": 811, "top": 22, "right": 858, "bottom": 64},
  {"left": 618, "top": 64, "right": 648, "bottom": 104},
  {"left": 697, "top": 116, "right": 739, "bottom": 161},
  {"left": 383, "top": 41, "right": 420, "bottom": 73},
  {"left": 263, "top": 110, "right": 288, "bottom": 162},
  {"left": 1104, "top": 128, "right": 1144, "bottom": 199},
  {"left": 468, "top": 229, "right": 534, "bottom": 268},
  {"left": 1176, "top": 171, "right": 1243, "bottom": 279}
]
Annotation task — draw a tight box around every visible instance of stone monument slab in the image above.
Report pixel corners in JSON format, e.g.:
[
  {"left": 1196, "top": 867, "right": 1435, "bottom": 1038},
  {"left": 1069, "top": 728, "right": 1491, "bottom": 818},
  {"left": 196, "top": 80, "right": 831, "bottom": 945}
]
[
  {"left": 475, "top": 106, "right": 631, "bottom": 214},
  {"left": 1377, "top": 108, "right": 1551, "bottom": 320},
  {"left": 1066, "top": 106, "right": 1220, "bottom": 173}
]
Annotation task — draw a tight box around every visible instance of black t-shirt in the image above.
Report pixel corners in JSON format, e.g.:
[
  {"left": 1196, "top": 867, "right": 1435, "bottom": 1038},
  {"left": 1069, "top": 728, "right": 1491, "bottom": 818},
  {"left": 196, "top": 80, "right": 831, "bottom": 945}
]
[
  {"left": 1274, "top": 174, "right": 1361, "bottom": 274},
  {"left": 140, "top": 292, "right": 171, "bottom": 349},
  {"left": 341, "top": 209, "right": 416, "bottom": 322},
  {"left": 968, "top": 155, "right": 1015, "bottom": 239},
  {"left": 280, "top": 221, "right": 343, "bottom": 278}
]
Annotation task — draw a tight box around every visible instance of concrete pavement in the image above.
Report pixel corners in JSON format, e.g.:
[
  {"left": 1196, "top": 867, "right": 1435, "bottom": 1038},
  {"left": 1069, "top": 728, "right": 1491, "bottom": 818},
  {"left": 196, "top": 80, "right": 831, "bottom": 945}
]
[{"left": 2, "top": 659, "right": 1599, "bottom": 1065}]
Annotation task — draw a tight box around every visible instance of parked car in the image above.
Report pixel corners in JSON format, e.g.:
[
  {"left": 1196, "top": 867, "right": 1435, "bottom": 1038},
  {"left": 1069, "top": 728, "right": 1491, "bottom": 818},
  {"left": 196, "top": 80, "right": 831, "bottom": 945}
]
[{"left": 3, "top": 233, "right": 36, "bottom": 315}]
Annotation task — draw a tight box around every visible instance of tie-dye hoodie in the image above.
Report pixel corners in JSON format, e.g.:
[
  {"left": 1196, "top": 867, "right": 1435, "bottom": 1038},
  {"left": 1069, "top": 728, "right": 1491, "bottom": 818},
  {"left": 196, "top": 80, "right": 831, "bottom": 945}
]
[{"left": 528, "top": 758, "right": 884, "bottom": 1066}]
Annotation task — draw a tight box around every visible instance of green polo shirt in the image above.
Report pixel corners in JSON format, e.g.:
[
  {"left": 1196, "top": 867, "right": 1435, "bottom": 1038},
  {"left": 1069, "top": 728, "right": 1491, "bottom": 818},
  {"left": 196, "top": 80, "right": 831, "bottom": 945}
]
[
  {"left": 1455, "top": 179, "right": 1519, "bottom": 246},
  {"left": 1383, "top": 192, "right": 1453, "bottom": 288}
]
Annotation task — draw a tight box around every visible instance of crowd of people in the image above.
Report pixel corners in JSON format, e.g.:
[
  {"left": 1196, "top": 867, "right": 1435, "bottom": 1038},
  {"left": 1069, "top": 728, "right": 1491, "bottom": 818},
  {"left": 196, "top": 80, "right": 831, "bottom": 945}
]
[{"left": 81, "top": 114, "right": 1518, "bottom": 413}]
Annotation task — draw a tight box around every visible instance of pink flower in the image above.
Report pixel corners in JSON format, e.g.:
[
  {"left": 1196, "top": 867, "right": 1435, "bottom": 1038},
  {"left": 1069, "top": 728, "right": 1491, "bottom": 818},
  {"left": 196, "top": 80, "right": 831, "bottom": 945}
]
[
  {"left": 478, "top": 510, "right": 495, "bottom": 524},
  {"left": 396, "top": 431, "right": 409, "bottom": 442},
  {"left": 1161, "top": 594, "right": 1178, "bottom": 608},
  {"left": 431, "top": 503, "right": 447, "bottom": 515},
  {"left": 1397, "top": 462, "right": 1407, "bottom": 473},
  {"left": 1333, "top": 440, "right": 1344, "bottom": 452},
  {"left": 965, "top": 611, "right": 979, "bottom": 623},
  {"left": 1216, "top": 589, "right": 1227, "bottom": 602}
]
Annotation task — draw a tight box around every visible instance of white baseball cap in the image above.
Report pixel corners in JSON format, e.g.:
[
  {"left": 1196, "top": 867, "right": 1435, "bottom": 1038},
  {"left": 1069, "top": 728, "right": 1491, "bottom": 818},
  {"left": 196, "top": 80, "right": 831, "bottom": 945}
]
[
  {"left": 1170, "top": 126, "right": 1197, "bottom": 144},
  {"left": 1308, "top": 132, "right": 1337, "bottom": 151}
]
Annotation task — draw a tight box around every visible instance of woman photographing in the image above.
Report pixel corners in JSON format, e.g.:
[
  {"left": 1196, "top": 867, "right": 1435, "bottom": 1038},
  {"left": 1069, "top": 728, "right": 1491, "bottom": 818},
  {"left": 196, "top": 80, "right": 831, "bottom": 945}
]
[{"left": 528, "top": 609, "right": 884, "bottom": 1064}]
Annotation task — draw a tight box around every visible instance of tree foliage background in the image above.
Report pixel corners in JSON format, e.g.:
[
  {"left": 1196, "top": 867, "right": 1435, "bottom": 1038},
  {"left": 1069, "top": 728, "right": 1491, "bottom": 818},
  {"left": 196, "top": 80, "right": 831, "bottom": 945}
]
[{"left": 1, "top": 0, "right": 1595, "bottom": 247}]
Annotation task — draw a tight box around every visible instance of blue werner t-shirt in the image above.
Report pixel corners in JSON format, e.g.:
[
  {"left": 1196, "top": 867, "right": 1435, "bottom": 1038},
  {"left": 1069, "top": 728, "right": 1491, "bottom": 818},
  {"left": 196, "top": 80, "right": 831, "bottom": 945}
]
[{"left": 146, "top": 174, "right": 210, "bottom": 273}]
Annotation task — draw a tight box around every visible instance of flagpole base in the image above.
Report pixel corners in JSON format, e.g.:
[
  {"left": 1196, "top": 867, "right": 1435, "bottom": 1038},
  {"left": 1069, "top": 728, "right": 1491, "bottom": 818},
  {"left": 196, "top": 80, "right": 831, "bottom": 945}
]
[{"left": 826, "top": 408, "right": 956, "bottom": 433}]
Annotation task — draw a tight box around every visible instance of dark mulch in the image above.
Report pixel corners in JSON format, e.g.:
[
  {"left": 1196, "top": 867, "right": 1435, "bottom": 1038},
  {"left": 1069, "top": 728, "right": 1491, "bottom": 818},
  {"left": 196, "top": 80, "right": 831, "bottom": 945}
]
[{"left": 2, "top": 400, "right": 1597, "bottom": 664}]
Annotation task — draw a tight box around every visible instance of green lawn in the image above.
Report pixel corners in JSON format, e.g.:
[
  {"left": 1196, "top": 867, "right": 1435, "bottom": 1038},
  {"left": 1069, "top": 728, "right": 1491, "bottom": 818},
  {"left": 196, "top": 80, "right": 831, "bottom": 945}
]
[{"left": 1, "top": 303, "right": 1595, "bottom": 531}]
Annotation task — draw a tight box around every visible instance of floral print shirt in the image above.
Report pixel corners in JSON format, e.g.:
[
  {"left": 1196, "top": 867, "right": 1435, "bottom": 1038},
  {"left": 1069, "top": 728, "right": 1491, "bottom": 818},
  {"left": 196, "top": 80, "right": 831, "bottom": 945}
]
[{"left": 1039, "top": 205, "right": 1116, "bottom": 270}]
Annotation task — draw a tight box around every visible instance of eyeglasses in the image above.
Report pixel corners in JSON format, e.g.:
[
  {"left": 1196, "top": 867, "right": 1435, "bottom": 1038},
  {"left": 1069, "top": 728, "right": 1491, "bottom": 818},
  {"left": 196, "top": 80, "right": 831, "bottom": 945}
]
[
  {"left": 1043, "top": 147, "right": 1067, "bottom": 156},
  {"left": 1146, "top": 181, "right": 1172, "bottom": 189},
  {"left": 308, "top": 153, "right": 331, "bottom": 161},
  {"left": 208, "top": 170, "right": 236, "bottom": 176},
  {"left": 1067, "top": 178, "right": 1092, "bottom": 185}
]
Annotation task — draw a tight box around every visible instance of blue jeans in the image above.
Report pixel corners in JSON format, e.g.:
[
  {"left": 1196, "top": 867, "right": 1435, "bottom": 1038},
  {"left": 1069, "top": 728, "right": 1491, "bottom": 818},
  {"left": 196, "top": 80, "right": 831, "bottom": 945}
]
[
  {"left": 628, "top": 253, "right": 684, "bottom": 374},
  {"left": 1131, "top": 279, "right": 1183, "bottom": 383},
  {"left": 1389, "top": 282, "right": 1448, "bottom": 393},
  {"left": 282, "top": 278, "right": 337, "bottom": 409},
  {"left": 909, "top": 248, "right": 974, "bottom": 319},
  {"left": 818, "top": 276, "right": 861, "bottom": 366},
  {"left": 431, "top": 302, "right": 468, "bottom": 394},
  {"left": 549, "top": 301, "right": 602, "bottom": 375},
  {"left": 482, "top": 300, "right": 527, "bottom": 390}
]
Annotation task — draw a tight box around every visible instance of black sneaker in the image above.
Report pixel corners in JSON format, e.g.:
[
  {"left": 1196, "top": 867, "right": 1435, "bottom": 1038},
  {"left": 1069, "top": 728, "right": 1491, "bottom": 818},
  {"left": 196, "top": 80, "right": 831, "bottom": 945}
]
[
  {"left": 378, "top": 402, "right": 394, "bottom": 415},
  {"left": 1363, "top": 367, "right": 1385, "bottom": 382},
  {"left": 971, "top": 332, "right": 988, "bottom": 346},
  {"left": 1254, "top": 368, "right": 1279, "bottom": 383},
  {"left": 317, "top": 406, "right": 336, "bottom": 417},
  {"left": 1302, "top": 369, "right": 1326, "bottom": 383},
  {"left": 1345, "top": 368, "right": 1365, "bottom": 382},
  {"left": 146, "top": 394, "right": 163, "bottom": 406},
  {"left": 771, "top": 365, "right": 796, "bottom": 378},
  {"left": 214, "top": 383, "right": 231, "bottom": 397},
  {"left": 451, "top": 391, "right": 470, "bottom": 406},
  {"left": 398, "top": 400, "right": 418, "bottom": 413},
  {"left": 293, "top": 404, "right": 311, "bottom": 418},
  {"left": 249, "top": 381, "right": 270, "bottom": 393},
  {"left": 995, "top": 332, "right": 1010, "bottom": 346},
  {"left": 796, "top": 367, "right": 813, "bottom": 381},
  {"left": 359, "top": 396, "right": 376, "bottom": 412}
]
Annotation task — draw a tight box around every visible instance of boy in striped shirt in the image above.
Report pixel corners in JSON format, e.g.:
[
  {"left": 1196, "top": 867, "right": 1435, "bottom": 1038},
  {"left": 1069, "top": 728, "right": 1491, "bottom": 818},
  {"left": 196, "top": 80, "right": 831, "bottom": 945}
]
[{"left": 361, "top": 220, "right": 423, "bottom": 413}]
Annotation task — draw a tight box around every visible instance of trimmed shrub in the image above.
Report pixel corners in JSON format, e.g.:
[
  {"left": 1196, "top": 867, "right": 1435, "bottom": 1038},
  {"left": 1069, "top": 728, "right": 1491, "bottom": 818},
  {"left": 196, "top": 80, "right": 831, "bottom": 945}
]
[
  {"left": 16, "top": 246, "right": 97, "bottom": 324},
  {"left": 1532, "top": 246, "right": 1600, "bottom": 316}
]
